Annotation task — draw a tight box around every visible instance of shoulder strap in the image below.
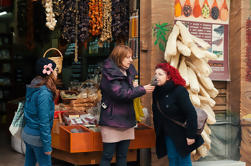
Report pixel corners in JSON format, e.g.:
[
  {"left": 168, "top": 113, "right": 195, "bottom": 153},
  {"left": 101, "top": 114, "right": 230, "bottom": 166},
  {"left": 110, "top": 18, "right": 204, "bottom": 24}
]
[{"left": 156, "top": 99, "right": 186, "bottom": 128}]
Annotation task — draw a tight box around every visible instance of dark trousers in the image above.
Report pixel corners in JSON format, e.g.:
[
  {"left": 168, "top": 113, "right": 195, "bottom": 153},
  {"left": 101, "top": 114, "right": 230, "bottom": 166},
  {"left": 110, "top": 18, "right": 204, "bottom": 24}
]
[{"left": 99, "top": 140, "right": 130, "bottom": 166}]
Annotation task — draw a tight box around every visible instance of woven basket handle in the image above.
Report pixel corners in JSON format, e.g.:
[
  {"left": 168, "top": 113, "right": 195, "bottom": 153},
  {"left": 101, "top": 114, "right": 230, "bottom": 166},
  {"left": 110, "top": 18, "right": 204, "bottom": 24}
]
[{"left": 43, "top": 48, "right": 63, "bottom": 58}]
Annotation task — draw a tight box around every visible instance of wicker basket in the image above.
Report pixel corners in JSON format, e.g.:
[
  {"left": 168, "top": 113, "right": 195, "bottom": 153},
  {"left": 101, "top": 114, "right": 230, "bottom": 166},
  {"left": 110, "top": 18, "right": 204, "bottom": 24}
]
[{"left": 43, "top": 48, "right": 63, "bottom": 73}]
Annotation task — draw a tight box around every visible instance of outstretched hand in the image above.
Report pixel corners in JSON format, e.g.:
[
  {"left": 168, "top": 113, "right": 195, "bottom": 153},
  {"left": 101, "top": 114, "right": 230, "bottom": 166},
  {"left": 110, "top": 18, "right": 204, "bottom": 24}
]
[{"left": 143, "top": 84, "right": 155, "bottom": 93}]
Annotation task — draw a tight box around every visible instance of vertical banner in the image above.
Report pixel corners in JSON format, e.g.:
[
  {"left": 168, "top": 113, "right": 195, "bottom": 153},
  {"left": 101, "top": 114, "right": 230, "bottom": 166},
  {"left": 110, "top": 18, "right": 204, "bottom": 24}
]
[{"left": 174, "top": 0, "right": 230, "bottom": 81}]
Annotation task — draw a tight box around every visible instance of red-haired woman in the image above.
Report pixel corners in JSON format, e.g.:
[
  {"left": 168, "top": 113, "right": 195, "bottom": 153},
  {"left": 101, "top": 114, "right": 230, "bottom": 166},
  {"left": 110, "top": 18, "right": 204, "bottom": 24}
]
[{"left": 152, "top": 63, "right": 204, "bottom": 166}]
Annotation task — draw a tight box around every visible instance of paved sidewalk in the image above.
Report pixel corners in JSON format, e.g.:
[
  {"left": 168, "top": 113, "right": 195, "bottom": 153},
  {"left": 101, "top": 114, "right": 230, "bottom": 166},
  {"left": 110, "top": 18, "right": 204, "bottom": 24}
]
[
  {"left": 193, "top": 160, "right": 246, "bottom": 166},
  {"left": 0, "top": 129, "right": 139, "bottom": 166}
]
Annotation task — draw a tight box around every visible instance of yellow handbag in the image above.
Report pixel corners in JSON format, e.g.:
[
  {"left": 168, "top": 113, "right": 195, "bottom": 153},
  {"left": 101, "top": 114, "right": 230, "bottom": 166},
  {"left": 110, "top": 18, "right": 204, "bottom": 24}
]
[{"left": 133, "top": 97, "right": 144, "bottom": 122}]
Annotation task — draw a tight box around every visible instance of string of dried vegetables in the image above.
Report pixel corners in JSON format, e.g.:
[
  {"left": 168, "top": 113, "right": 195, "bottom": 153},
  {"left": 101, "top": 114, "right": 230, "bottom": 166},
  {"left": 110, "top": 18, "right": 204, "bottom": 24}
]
[
  {"left": 78, "top": 0, "right": 89, "bottom": 42},
  {"left": 60, "top": 0, "right": 89, "bottom": 43},
  {"left": 52, "top": 0, "right": 64, "bottom": 17},
  {"left": 89, "top": 0, "right": 103, "bottom": 36},
  {"left": 60, "top": 1, "right": 76, "bottom": 42},
  {"left": 74, "top": 0, "right": 79, "bottom": 62},
  {"left": 100, "top": 0, "right": 112, "bottom": 42},
  {"left": 42, "top": 0, "right": 57, "bottom": 31},
  {"left": 112, "top": 0, "right": 130, "bottom": 42}
]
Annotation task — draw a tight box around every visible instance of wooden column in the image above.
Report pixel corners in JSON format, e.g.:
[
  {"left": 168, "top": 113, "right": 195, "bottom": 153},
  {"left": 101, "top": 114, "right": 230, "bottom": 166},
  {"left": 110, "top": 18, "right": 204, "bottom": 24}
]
[
  {"left": 140, "top": 0, "right": 174, "bottom": 165},
  {"left": 228, "top": 0, "right": 241, "bottom": 116},
  {"left": 140, "top": 0, "right": 174, "bottom": 124},
  {"left": 140, "top": 0, "right": 153, "bottom": 115},
  {"left": 139, "top": 1, "right": 153, "bottom": 166}
]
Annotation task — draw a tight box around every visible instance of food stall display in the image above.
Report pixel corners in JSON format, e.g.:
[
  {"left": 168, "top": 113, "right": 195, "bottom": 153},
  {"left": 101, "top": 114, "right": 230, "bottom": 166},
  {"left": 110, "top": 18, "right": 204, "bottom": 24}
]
[{"left": 51, "top": 80, "right": 155, "bottom": 165}]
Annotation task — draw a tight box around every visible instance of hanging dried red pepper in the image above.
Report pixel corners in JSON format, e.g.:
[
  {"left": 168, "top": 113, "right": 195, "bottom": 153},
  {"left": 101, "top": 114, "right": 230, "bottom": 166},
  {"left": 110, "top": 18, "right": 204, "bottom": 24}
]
[{"left": 89, "top": 0, "right": 103, "bottom": 36}]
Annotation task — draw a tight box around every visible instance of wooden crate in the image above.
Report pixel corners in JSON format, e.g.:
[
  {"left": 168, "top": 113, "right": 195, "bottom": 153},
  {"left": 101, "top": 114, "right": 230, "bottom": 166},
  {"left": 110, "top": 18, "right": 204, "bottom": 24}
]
[
  {"left": 91, "top": 130, "right": 103, "bottom": 151},
  {"left": 129, "top": 123, "right": 155, "bottom": 149},
  {"left": 60, "top": 125, "right": 93, "bottom": 153},
  {"left": 90, "top": 123, "right": 156, "bottom": 151},
  {"left": 52, "top": 121, "right": 156, "bottom": 153}
]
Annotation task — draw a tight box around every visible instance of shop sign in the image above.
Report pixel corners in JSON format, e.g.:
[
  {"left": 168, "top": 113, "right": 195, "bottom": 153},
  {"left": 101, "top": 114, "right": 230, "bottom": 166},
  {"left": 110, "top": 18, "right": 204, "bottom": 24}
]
[{"left": 174, "top": 0, "right": 231, "bottom": 81}]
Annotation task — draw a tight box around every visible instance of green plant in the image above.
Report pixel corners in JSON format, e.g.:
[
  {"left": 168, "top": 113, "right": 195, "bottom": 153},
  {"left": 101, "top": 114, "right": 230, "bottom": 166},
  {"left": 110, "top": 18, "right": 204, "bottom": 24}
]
[{"left": 152, "top": 23, "right": 171, "bottom": 52}]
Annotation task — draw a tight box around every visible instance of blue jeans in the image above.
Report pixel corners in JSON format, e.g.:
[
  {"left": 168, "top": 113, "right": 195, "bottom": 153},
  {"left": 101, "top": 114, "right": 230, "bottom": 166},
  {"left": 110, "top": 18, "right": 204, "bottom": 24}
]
[
  {"left": 24, "top": 142, "right": 51, "bottom": 166},
  {"left": 165, "top": 136, "right": 192, "bottom": 166},
  {"left": 99, "top": 140, "right": 130, "bottom": 166}
]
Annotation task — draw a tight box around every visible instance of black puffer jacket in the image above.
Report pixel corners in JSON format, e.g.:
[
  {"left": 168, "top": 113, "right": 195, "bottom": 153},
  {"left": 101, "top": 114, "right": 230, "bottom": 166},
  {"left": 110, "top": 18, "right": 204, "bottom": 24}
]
[{"left": 152, "top": 80, "right": 204, "bottom": 158}]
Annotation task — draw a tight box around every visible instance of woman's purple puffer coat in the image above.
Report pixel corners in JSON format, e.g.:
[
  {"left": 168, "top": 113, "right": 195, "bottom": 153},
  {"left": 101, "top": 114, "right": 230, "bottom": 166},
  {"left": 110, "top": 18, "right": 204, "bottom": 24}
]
[{"left": 99, "top": 58, "right": 146, "bottom": 128}]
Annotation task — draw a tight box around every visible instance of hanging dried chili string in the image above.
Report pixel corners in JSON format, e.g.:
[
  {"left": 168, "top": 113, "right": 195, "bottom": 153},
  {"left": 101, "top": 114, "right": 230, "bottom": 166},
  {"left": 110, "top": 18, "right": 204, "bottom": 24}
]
[{"left": 89, "top": 0, "right": 103, "bottom": 36}]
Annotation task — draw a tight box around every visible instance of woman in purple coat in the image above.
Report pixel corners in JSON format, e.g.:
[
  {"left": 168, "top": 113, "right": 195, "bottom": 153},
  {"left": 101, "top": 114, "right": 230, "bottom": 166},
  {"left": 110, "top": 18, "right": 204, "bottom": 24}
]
[{"left": 99, "top": 45, "right": 155, "bottom": 166}]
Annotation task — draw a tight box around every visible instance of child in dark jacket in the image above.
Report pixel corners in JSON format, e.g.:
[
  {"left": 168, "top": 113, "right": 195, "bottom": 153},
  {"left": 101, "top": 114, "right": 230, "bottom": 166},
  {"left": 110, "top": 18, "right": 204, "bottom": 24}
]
[
  {"left": 22, "top": 58, "right": 58, "bottom": 166},
  {"left": 152, "top": 63, "right": 204, "bottom": 166}
]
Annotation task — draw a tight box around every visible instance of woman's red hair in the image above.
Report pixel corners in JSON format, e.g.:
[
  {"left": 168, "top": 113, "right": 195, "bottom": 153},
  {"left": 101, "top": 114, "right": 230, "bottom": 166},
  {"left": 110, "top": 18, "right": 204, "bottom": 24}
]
[{"left": 156, "top": 63, "right": 186, "bottom": 87}]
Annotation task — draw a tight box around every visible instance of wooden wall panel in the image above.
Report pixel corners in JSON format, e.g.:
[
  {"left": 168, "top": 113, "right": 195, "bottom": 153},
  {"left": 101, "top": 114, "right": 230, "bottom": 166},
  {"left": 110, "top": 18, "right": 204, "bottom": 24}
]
[
  {"left": 213, "top": 82, "right": 228, "bottom": 112},
  {"left": 240, "top": 0, "right": 251, "bottom": 118},
  {"left": 229, "top": 0, "right": 241, "bottom": 115},
  {"left": 240, "top": 0, "right": 251, "bottom": 166}
]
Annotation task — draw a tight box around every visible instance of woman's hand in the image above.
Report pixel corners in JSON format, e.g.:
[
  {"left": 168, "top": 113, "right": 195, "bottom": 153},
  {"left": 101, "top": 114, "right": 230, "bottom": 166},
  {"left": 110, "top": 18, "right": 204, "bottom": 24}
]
[
  {"left": 143, "top": 84, "right": 155, "bottom": 93},
  {"left": 186, "top": 138, "right": 195, "bottom": 145},
  {"left": 44, "top": 151, "right": 52, "bottom": 155}
]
